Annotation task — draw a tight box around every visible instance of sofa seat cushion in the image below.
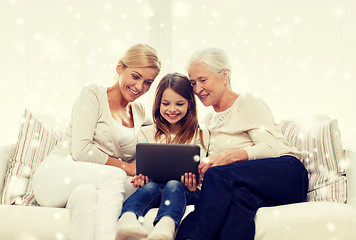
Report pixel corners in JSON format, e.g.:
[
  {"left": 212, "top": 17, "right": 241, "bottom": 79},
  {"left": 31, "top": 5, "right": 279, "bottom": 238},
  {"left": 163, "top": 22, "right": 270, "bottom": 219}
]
[
  {"left": 137, "top": 202, "right": 356, "bottom": 240},
  {"left": 255, "top": 201, "right": 356, "bottom": 240},
  {"left": 0, "top": 205, "right": 70, "bottom": 240}
]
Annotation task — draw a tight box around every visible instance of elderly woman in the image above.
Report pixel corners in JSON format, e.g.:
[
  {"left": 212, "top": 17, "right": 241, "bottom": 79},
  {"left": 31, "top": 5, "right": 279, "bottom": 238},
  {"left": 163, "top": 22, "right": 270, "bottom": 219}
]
[{"left": 175, "top": 48, "right": 308, "bottom": 240}]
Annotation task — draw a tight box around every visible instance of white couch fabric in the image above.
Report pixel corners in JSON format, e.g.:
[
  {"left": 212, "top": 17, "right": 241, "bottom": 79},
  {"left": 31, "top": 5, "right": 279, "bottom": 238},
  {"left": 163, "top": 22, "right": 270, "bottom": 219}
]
[
  {"left": 1, "top": 111, "right": 356, "bottom": 240},
  {"left": 0, "top": 204, "right": 70, "bottom": 240}
]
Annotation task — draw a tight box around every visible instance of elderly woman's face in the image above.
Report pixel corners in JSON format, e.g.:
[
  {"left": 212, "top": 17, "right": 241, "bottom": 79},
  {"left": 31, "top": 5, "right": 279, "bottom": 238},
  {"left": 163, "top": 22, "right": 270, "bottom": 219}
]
[{"left": 188, "top": 62, "right": 225, "bottom": 107}]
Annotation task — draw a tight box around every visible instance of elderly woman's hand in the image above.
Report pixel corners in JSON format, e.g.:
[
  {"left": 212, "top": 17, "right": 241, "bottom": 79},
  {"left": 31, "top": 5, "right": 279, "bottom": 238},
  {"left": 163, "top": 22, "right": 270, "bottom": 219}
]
[
  {"left": 198, "top": 153, "right": 224, "bottom": 178},
  {"left": 198, "top": 149, "right": 248, "bottom": 178}
]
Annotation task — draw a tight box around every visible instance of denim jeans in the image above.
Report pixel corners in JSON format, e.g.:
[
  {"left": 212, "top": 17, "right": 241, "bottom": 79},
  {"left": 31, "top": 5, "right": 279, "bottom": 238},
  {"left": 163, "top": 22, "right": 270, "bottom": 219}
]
[
  {"left": 121, "top": 180, "right": 200, "bottom": 229},
  {"left": 175, "top": 155, "right": 309, "bottom": 240}
]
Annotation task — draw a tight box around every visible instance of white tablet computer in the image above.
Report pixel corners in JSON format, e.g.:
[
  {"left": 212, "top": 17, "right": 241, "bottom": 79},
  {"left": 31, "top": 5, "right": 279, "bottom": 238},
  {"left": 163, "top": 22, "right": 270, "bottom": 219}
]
[{"left": 136, "top": 143, "right": 201, "bottom": 183}]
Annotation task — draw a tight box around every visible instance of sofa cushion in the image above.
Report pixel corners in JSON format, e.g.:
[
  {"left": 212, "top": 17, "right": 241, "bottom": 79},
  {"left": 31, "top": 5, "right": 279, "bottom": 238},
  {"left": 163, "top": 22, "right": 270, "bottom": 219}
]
[
  {"left": 1, "top": 109, "right": 62, "bottom": 206},
  {"left": 280, "top": 118, "right": 346, "bottom": 202},
  {"left": 255, "top": 202, "right": 356, "bottom": 240}
]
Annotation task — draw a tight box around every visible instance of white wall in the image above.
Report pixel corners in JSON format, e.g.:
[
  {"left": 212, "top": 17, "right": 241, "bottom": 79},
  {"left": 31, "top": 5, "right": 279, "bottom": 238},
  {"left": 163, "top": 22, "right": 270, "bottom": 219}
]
[{"left": 1, "top": 0, "right": 355, "bottom": 150}]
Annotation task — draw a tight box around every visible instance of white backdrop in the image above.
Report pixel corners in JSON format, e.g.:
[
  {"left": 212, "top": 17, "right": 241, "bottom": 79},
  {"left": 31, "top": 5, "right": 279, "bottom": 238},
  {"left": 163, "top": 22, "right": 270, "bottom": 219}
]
[{"left": 0, "top": 0, "right": 355, "bottom": 150}]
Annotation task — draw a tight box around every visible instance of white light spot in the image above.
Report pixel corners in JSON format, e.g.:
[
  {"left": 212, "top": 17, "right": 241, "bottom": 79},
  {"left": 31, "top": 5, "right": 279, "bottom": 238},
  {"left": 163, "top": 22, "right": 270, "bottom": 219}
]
[
  {"left": 16, "top": 17, "right": 25, "bottom": 26},
  {"left": 103, "top": 2, "right": 112, "bottom": 10},
  {"left": 293, "top": 16, "right": 302, "bottom": 24},
  {"left": 334, "top": 5, "right": 345, "bottom": 18},
  {"left": 138, "top": 216, "right": 144, "bottom": 223},
  {"left": 172, "top": 1, "right": 191, "bottom": 19},
  {"left": 236, "top": 17, "right": 246, "bottom": 27},
  {"left": 203, "top": 157, "right": 210, "bottom": 164},
  {"left": 15, "top": 198, "right": 24, "bottom": 205},
  {"left": 211, "top": 10, "right": 219, "bottom": 18},
  {"left": 326, "top": 222, "right": 336, "bottom": 232},
  {"left": 53, "top": 213, "right": 61, "bottom": 220},
  {"left": 32, "top": 140, "right": 40, "bottom": 147},
  {"left": 164, "top": 200, "right": 171, "bottom": 206},
  {"left": 22, "top": 166, "right": 31, "bottom": 176},
  {"left": 54, "top": 232, "right": 65, "bottom": 240},
  {"left": 64, "top": 177, "right": 71, "bottom": 184},
  {"left": 141, "top": 5, "right": 154, "bottom": 17},
  {"left": 193, "top": 155, "right": 200, "bottom": 162},
  {"left": 101, "top": 21, "right": 112, "bottom": 32},
  {"left": 298, "top": 133, "right": 306, "bottom": 140},
  {"left": 62, "top": 141, "right": 69, "bottom": 148},
  {"left": 340, "top": 159, "right": 348, "bottom": 170}
]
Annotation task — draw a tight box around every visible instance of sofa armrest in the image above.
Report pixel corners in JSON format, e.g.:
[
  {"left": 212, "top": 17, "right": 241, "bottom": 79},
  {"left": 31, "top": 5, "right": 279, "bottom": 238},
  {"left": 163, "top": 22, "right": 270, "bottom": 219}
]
[
  {"left": 346, "top": 149, "right": 356, "bottom": 208},
  {"left": 0, "top": 143, "right": 16, "bottom": 194}
]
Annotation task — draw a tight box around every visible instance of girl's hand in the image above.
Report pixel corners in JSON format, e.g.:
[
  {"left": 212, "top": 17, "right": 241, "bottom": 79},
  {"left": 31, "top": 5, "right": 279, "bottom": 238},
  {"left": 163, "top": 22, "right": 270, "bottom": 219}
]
[
  {"left": 130, "top": 174, "right": 149, "bottom": 188},
  {"left": 181, "top": 172, "right": 197, "bottom": 191}
]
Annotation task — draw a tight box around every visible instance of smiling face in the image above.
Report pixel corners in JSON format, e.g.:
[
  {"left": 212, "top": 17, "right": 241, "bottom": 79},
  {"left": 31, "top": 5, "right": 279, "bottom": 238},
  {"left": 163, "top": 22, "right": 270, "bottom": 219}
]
[
  {"left": 188, "top": 62, "right": 227, "bottom": 108},
  {"left": 116, "top": 63, "right": 158, "bottom": 103},
  {"left": 159, "top": 88, "right": 189, "bottom": 128}
]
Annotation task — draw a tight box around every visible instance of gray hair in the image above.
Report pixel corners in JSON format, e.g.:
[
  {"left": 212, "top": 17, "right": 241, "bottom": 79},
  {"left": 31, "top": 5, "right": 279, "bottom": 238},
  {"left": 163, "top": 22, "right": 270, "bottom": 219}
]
[{"left": 187, "top": 48, "right": 231, "bottom": 84}]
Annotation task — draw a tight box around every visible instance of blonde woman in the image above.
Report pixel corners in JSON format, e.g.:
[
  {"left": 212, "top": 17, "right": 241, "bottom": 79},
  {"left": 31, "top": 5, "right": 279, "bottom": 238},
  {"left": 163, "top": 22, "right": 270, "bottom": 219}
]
[{"left": 32, "top": 44, "right": 161, "bottom": 240}]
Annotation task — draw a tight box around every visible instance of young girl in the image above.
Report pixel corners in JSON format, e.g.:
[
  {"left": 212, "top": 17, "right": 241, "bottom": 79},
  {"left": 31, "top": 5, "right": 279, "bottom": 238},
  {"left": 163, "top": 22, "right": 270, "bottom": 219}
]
[{"left": 116, "top": 73, "right": 209, "bottom": 240}]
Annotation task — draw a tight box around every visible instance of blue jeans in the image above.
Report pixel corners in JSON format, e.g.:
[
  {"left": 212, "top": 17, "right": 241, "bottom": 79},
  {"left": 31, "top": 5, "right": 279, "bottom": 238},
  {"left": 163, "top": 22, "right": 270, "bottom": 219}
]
[
  {"left": 175, "top": 155, "right": 309, "bottom": 240},
  {"left": 120, "top": 180, "right": 200, "bottom": 229}
]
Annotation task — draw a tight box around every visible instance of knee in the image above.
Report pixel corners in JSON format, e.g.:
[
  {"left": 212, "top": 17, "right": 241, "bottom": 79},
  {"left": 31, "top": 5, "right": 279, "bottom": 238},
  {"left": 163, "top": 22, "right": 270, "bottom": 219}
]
[
  {"left": 203, "top": 165, "right": 235, "bottom": 185},
  {"left": 205, "top": 165, "right": 226, "bottom": 179},
  {"left": 99, "top": 166, "right": 127, "bottom": 185},
  {"left": 67, "top": 184, "right": 98, "bottom": 215},
  {"left": 144, "top": 181, "right": 159, "bottom": 191},
  {"left": 165, "top": 180, "right": 184, "bottom": 192}
]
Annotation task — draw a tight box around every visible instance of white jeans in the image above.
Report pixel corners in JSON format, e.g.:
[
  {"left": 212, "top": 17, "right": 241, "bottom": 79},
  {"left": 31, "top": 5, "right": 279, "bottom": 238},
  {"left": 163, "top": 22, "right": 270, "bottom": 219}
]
[{"left": 32, "top": 153, "right": 127, "bottom": 240}]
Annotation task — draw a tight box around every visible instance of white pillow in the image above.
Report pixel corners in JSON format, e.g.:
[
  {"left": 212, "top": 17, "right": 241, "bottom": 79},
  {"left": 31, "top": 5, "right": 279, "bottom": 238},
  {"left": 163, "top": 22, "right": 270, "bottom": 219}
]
[
  {"left": 0, "top": 109, "right": 63, "bottom": 206},
  {"left": 0, "top": 144, "right": 16, "bottom": 195},
  {"left": 279, "top": 118, "right": 346, "bottom": 202}
]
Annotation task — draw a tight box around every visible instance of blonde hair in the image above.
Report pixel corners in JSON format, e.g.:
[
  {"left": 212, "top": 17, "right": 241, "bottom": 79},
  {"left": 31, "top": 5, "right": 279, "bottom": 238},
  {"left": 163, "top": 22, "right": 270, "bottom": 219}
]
[
  {"left": 187, "top": 48, "right": 231, "bottom": 84},
  {"left": 120, "top": 44, "right": 161, "bottom": 73}
]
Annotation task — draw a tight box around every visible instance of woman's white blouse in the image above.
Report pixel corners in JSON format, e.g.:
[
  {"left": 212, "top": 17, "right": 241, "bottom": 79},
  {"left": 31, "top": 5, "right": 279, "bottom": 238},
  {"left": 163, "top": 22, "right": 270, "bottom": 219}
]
[{"left": 204, "top": 93, "right": 301, "bottom": 160}]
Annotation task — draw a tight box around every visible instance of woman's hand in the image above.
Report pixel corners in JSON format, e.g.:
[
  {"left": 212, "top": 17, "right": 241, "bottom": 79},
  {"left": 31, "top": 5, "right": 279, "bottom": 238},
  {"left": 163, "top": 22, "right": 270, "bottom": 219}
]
[
  {"left": 130, "top": 174, "right": 149, "bottom": 188},
  {"left": 198, "top": 153, "right": 225, "bottom": 178},
  {"left": 124, "top": 161, "right": 136, "bottom": 176},
  {"left": 181, "top": 172, "right": 198, "bottom": 191},
  {"left": 198, "top": 150, "right": 248, "bottom": 178},
  {"left": 106, "top": 157, "right": 136, "bottom": 176}
]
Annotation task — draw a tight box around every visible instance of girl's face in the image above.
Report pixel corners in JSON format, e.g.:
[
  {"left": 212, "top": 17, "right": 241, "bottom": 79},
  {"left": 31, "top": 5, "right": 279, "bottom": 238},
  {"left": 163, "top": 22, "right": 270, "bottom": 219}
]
[
  {"left": 188, "top": 62, "right": 227, "bottom": 108},
  {"left": 117, "top": 63, "right": 158, "bottom": 103},
  {"left": 160, "top": 88, "right": 189, "bottom": 128}
]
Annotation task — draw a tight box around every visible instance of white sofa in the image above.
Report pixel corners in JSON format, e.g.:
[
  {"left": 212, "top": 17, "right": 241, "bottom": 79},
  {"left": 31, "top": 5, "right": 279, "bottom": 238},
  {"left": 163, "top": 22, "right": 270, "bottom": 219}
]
[{"left": 0, "top": 110, "right": 356, "bottom": 240}]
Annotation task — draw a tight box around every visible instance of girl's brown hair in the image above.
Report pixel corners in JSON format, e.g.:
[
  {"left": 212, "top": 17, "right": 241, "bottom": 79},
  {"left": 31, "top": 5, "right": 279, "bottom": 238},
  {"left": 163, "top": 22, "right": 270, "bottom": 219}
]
[{"left": 153, "top": 73, "right": 205, "bottom": 147}]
